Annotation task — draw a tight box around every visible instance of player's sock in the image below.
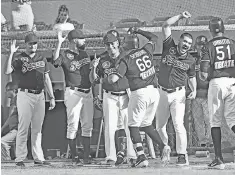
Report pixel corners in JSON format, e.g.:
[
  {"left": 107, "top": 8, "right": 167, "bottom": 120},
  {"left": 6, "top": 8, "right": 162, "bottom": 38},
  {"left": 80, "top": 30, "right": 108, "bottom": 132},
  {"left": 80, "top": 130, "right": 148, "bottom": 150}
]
[
  {"left": 118, "top": 129, "right": 126, "bottom": 137},
  {"left": 68, "top": 138, "right": 78, "bottom": 159},
  {"left": 82, "top": 136, "right": 91, "bottom": 161},
  {"left": 140, "top": 125, "right": 165, "bottom": 150},
  {"left": 232, "top": 125, "right": 235, "bottom": 133},
  {"left": 129, "top": 127, "right": 144, "bottom": 156},
  {"left": 116, "top": 129, "right": 127, "bottom": 153},
  {"left": 211, "top": 127, "right": 223, "bottom": 159}
]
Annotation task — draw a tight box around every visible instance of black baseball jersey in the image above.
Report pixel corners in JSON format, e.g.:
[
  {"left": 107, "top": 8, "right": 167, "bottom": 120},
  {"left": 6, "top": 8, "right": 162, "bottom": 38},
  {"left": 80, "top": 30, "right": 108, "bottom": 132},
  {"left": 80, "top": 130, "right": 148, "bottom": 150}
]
[
  {"left": 201, "top": 36, "right": 235, "bottom": 79},
  {"left": 53, "top": 49, "right": 91, "bottom": 89},
  {"left": 115, "top": 42, "right": 158, "bottom": 91},
  {"left": 158, "top": 35, "right": 196, "bottom": 89},
  {"left": 96, "top": 50, "right": 129, "bottom": 92},
  {"left": 12, "top": 52, "right": 50, "bottom": 90}
]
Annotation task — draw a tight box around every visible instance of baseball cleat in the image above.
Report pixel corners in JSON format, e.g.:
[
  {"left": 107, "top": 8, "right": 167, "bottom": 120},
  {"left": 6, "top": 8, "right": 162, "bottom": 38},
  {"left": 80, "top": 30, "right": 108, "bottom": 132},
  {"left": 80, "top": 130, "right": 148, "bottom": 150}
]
[
  {"left": 208, "top": 157, "right": 225, "bottom": 170},
  {"left": 161, "top": 145, "right": 171, "bottom": 164},
  {"left": 176, "top": 154, "right": 189, "bottom": 166},
  {"left": 115, "top": 151, "right": 125, "bottom": 166},
  {"left": 131, "top": 154, "right": 148, "bottom": 168},
  {"left": 34, "top": 160, "right": 51, "bottom": 166},
  {"left": 16, "top": 161, "right": 25, "bottom": 167}
]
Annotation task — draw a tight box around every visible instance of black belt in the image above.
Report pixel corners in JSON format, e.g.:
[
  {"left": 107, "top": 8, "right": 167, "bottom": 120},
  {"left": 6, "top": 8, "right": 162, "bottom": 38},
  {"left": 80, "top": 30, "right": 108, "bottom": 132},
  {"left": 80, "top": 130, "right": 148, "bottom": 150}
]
[
  {"left": 157, "top": 85, "right": 183, "bottom": 93},
  {"left": 20, "top": 88, "right": 42, "bottom": 94},
  {"left": 105, "top": 90, "right": 127, "bottom": 96},
  {"left": 70, "top": 87, "right": 90, "bottom": 93}
]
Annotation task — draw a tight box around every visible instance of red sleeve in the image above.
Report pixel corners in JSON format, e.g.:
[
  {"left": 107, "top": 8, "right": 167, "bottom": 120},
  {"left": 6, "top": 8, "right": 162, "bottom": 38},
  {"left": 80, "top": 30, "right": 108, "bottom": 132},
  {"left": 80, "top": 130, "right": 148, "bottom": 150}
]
[
  {"left": 53, "top": 52, "right": 65, "bottom": 67},
  {"left": 163, "top": 35, "right": 175, "bottom": 49},
  {"left": 11, "top": 54, "right": 22, "bottom": 71},
  {"left": 114, "top": 59, "right": 128, "bottom": 78},
  {"left": 143, "top": 41, "right": 155, "bottom": 54}
]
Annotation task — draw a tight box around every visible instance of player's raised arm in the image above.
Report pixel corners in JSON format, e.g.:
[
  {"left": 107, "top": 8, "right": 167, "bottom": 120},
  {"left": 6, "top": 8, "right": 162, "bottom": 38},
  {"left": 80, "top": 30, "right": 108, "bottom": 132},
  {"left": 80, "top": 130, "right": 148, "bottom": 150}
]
[
  {"left": 5, "top": 40, "right": 19, "bottom": 74},
  {"left": 162, "top": 11, "right": 191, "bottom": 40},
  {"left": 128, "top": 27, "right": 158, "bottom": 44},
  {"left": 53, "top": 31, "right": 67, "bottom": 61},
  {"left": 89, "top": 53, "right": 101, "bottom": 84}
]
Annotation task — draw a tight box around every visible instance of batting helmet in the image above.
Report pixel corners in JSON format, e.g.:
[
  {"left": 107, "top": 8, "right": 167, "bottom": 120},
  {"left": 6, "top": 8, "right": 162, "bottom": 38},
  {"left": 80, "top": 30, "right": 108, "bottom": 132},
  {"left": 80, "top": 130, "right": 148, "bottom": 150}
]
[
  {"left": 123, "top": 34, "right": 139, "bottom": 50},
  {"left": 209, "top": 17, "right": 225, "bottom": 33}
]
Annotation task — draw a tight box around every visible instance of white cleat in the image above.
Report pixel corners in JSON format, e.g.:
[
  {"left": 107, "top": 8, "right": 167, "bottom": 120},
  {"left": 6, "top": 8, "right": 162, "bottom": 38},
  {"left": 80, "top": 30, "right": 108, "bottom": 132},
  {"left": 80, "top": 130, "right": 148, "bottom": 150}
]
[{"left": 161, "top": 145, "right": 171, "bottom": 164}]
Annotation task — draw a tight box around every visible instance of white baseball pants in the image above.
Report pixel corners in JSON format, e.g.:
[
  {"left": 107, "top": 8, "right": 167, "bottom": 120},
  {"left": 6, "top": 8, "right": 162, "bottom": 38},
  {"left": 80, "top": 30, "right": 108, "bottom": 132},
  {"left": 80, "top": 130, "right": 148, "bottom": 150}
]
[
  {"left": 155, "top": 87, "right": 187, "bottom": 155},
  {"left": 15, "top": 91, "right": 45, "bottom": 162},
  {"left": 103, "top": 91, "right": 136, "bottom": 161}
]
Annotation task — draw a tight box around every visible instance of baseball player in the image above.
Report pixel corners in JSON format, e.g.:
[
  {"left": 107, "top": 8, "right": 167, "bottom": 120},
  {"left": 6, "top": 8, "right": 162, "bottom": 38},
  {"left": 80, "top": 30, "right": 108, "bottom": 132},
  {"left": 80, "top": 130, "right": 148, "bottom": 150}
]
[
  {"left": 190, "top": 35, "right": 213, "bottom": 147},
  {"left": 200, "top": 17, "right": 235, "bottom": 169},
  {"left": 155, "top": 11, "right": 196, "bottom": 166},
  {"left": 1, "top": 82, "right": 18, "bottom": 161},
  {"left": 53, "top": 29, "right": 93, "bottom": 165},
  {"left": 107, "top": 27, "right": 171, "bottom": 167},
  {"left": 5, "top": 33, "right": 56, "bottom": 167},
  {"left": 90, "top": 31, "right": 137, "bottom": 165}
]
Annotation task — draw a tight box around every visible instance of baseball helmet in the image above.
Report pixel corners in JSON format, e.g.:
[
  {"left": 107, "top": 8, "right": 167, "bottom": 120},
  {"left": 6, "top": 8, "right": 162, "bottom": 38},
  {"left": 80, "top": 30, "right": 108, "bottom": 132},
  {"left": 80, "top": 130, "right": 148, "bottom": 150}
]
[
  {"left": 195, "top": 35, "right": 208, "bottom": 46},
  {"left": 209, "top": 17, "right": 225, "bottom": 33},
  {"left": 123, "top": 34, "right": 139, "bottom": 50}
]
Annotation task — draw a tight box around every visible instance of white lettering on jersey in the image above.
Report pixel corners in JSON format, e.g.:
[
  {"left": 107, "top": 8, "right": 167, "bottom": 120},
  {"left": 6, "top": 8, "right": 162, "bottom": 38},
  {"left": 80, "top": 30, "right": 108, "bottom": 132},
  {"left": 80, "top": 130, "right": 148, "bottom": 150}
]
[
  {"left": 129, "top": 49, "right": 147, "bottom": 59},
  {"left": 69, "top": 58, "right": 90, "bottom": 71},
  {"left": 22, "top": 61, "right": 45, "bottom": 73},
  {"left": 213, "top": 39, "right": 231, "bottom": 46},
  {"left": 140, "top": 66, "right": 155, "bottom": 79},
  {"left": 162, "top": 55, "right": 190, "bottom": 70},
  {"left": 214, "top": 60, "right": 234, "bottom": 69}
]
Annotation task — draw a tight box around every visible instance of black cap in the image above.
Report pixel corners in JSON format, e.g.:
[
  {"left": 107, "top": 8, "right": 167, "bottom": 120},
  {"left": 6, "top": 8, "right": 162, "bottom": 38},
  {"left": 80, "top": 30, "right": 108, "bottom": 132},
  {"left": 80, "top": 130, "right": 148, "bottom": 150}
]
[
  {"left": 103, "top": 33, "right": 118, "bottom": 44},
  {"left": 68, "top": 29, "right": 85, "bottom": 41},
  {"left": 25, "top": 33, "right": 39, "bottom": 43}
]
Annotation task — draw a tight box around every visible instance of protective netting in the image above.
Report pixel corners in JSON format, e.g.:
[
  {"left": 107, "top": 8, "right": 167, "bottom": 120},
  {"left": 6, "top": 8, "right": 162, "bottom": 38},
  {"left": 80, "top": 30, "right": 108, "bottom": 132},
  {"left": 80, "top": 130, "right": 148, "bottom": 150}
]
[{"left": 1, "top": 0, "right": 235, "bottom": 155}]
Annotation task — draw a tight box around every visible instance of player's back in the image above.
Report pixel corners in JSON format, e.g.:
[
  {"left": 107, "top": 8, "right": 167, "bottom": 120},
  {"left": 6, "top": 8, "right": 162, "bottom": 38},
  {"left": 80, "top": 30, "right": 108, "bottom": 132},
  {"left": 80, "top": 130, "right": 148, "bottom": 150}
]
[
  {"left": 123, "top": 46, "right": 157, "bottom": 91},
  {"left": 207, "top": 36, "right": 235, "bottom": 79}
]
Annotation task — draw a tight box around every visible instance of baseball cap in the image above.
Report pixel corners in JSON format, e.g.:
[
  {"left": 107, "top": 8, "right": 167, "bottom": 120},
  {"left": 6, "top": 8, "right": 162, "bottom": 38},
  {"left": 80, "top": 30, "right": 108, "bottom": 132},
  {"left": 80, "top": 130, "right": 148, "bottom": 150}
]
[
  {"left": 103, "top": 33, "right": 118, "bottom": 44},
  {"left": 25, "top": 33, "right": 39, "bottom": 43},
  {"left": 68, "top": 29, "right": 85, "bottom": 41},
  {"left": 195, "top": 35, "right": 208, "bottom": 45},
  {"left": 107, "top": 30, "right": 120, "bottom": 38}
]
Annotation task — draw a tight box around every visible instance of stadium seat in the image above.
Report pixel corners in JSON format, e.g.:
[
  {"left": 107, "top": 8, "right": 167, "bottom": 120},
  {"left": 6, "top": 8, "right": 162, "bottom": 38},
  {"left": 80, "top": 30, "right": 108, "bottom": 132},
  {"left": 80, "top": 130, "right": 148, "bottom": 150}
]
[
  {"left": 225, "top": 15, "right": 235, "bottom": 24},
  {"left": 190, "top": 16, "right": 214, "bottom": 26},
  {"left": 111, "top": 18, "right": 146, "bottom": 28}
]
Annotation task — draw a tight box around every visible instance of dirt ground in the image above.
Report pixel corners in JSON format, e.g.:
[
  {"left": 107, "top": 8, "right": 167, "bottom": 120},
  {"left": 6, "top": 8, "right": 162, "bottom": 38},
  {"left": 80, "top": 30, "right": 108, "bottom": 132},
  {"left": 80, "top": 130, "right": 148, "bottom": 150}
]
[{"left": 2, "top": 155, "right": 235, "bottom": 175}]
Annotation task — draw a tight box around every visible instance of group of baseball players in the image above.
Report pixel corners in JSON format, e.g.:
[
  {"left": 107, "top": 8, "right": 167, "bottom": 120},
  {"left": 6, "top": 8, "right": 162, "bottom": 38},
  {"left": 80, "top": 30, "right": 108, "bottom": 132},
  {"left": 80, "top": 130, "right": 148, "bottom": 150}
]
[{"left": 2, "top": 10, "right": 235, "bottom": 170}]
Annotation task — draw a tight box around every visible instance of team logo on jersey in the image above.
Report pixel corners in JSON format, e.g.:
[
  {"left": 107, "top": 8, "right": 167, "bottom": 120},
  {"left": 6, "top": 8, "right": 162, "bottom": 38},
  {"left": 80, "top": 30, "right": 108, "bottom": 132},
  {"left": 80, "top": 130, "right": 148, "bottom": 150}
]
[
  {"left": 20, "top": 57, "right": 29, "bottom": 62},
  {"left": 21, "top": 61, "right": 45, "bottom": 73},
  {"left": 162, "top": 55, "right": 190, "bottom": 71},
  {"left": 69, "top": 58, "right": 90, "bottom": 71},
  {"left": 169, "top": 47, "right": 176, "bottom": 55},
  {"left": 67, "top": 53, "right": 74, "bottom": 60},
  {"left": 102, "top": 61, "right": 111, "bottom": 69}
]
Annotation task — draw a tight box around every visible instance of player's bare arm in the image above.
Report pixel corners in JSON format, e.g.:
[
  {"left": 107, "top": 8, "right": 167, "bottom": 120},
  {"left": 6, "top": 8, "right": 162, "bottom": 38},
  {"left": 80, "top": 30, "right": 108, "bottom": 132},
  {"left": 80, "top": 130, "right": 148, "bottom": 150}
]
[
  {"left": 44, "top": 73, "right": 56, "bottom": 110},
  {"left": 162, "top": 11, "right": 191, "bottom": 40},
  {"left": 187, "top": 77, "right": 197, "bottom": 99},
  {"left": 89, "top": 53, "right": 101, "bottom": 84},
  {"left": 53, "top": 31, "right": 67, "bottom": 61},
  {"left": 5, "top": 40, "right": 19, "bottom": 74}
]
